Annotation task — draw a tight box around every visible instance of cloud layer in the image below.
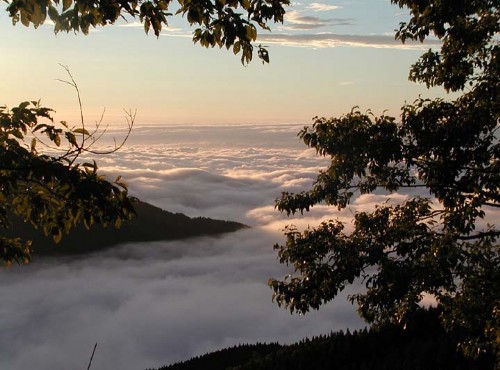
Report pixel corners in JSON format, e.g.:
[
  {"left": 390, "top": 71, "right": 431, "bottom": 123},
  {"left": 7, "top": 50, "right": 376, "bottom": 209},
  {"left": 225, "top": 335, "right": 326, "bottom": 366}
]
[
  {"left": 2, "top": 229, "right": 364, "bottom": 370},
  {"left": 6, "top": 122, "right": 491, "bottom": 369},
  {"left": 1, "top": 123, "right": 366, "bottom": 370}
]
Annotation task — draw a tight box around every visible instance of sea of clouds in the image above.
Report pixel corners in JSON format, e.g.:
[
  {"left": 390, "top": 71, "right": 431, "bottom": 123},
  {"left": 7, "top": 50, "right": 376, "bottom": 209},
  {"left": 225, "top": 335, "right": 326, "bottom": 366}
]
[{"left": 1, "top": 123, "right": 427, "bottom": 369}]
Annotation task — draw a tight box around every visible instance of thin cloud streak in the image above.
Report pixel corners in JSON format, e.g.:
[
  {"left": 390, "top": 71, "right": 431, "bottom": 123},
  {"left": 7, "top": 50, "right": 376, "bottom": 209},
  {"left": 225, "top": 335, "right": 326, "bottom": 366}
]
[
  {"left": 258, "top": 32, "right": 441, "bottom": 49},
  {"left": 283, "top": 10, "right": 354, "bottom": 30},
  {"left": 308, "top": 3, "right": 341, "bottom": 11},
  {"left": 119, "top": 21, "right": 183, "bottom": 33}
]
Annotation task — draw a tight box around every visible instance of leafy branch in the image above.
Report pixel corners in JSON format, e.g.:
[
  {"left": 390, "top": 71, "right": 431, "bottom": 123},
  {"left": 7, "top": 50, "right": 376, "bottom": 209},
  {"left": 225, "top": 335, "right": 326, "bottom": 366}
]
[{"left": 0, "top": 68, "right": 137, "bottom": 266}]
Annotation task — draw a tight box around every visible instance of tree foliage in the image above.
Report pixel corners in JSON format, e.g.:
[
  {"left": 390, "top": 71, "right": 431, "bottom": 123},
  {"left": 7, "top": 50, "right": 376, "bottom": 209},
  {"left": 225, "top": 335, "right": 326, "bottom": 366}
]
[
  {"left": 269, "top": 0, "right": 499, "bottom": 361},
  {"left": 4, "top": 0, "right": 290, "bottom": 63},
  {"left": 154, "top": 309, "right": 493, "bottom": 370},
  {"left": 0, "top": 67, "right": 136, "bottom": 265}
]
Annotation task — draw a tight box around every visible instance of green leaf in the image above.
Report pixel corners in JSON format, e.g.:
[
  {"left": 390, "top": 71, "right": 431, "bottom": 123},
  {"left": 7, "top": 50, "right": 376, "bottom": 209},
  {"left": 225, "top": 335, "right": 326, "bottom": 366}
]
[
  {"left": 73, "top": 128, "right": 90, "bottom": 135},
  {"left": 65, "top": 132, "right": 77, "bottom": 146},
  {"left": 48, "top": 5, "right": 59, "bottom": 21},
  {"left": 63, "top": 0, "right": 73, "bottom": 12},
  {"left": 233, "top": 41, "right": 241, "bottom": 55},
  {"left": 20, "top": 11, "right": 30, "bottom": 27},
  {"left": 245, "top": 25, "right": 257, "bottom": 41},
  {"left": 33, "top": 124, "right": 47, "bottom": 132},
  {"left": 19, "top": 101, "right": 30, "bottom": 110},
  {"left": 53, "top": 229, "right": 62, "bottom": 244},
  {"left": 11, "top": 129, "right": 24, "bottom": 139}
]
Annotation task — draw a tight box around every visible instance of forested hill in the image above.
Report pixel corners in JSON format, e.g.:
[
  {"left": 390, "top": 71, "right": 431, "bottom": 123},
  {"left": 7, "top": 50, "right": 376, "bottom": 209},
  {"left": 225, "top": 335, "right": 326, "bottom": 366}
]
[
  {"left": 7, "top": 199, "right": 247, "bottom": 257},
  {"left": 151, "top": 309, "right": 494, "bottom": 370}
]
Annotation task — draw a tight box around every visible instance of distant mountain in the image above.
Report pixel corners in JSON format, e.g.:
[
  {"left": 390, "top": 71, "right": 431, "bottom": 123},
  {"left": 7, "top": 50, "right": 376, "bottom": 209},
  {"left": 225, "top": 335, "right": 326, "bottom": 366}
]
[
  {"left": 151, "top": 309, "right": 494, "bottom": 370},
  {"left": 150, "top": 343, "right": 281, "bottom": 370},
  {"left": 6, "top": 198, "right": 248, "bottom": 257}
]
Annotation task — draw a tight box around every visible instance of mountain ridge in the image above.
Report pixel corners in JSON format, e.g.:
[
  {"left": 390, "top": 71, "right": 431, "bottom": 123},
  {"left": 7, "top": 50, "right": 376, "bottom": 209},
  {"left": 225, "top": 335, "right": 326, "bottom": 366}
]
[{"left": 5, "top": 198, "right": 248, "bottom": 258}]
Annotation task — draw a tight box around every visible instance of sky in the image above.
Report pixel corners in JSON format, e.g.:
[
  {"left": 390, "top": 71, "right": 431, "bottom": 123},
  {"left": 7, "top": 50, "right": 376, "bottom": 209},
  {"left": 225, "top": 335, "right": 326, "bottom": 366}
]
[
  {"left": 0, "top": 1, "right": 477, "bottom": 370},
  {"left": 0, "top": 0, "right": 445, "bottom": 125}
]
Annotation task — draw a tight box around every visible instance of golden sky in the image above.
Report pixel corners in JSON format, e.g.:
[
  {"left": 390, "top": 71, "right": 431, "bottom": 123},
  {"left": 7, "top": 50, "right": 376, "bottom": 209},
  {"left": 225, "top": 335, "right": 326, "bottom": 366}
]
[{"left": 1, "top": 1, "right": 447, "bottom": 126}]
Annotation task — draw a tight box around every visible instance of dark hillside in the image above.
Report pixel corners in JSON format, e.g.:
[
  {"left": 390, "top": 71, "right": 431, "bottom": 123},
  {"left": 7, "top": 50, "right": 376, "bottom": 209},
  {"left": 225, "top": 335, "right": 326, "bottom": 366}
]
[
  {"left": 152, "top": 343, "right": 281, "bottom": 370},
  {"left": 151, "top": 309, "right": 494, "bottom": 370},
  {"left": 5, "top": 198, "right": 247, "bottom": 257}
]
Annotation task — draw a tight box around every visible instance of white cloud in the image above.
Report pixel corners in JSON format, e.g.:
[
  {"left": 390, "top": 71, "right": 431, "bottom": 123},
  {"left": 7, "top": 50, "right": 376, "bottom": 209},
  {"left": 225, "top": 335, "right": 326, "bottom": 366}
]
[
  {"left": 308, "top": 3, "right": 341, "bottom": 11},
  {"left": 1, "top": 123, "right": 360, "bottom": 370},
  {"left": 283, "top": 10, "right": 354, "bottom": 30},
  {"left": 0, "top": 229, "right": 365, "bottom": 370},
  {"left": 118, "top": 21, "right": 183, "bottom": 33},
  {"left": 118, "top": 21, "right": 144, "bottom": 28},
  {"left": 257, "top": 32, "right": 441, "bottom": 50}
]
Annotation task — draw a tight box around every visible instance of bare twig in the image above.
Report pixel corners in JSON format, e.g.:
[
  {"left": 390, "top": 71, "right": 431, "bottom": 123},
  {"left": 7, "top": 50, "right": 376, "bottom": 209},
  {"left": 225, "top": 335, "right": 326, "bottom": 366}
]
[
  {"left": 85, "top": 108, "right": 136, "bottom": 155},
  {"left": 56, "top": 63, "right": 86, "bottom": 146},
  {"left": 50, "top": 64, "right": 135, "bottom": 161},
  {"left": 87, "top": 342, "right": 98, "bottom": 370}
]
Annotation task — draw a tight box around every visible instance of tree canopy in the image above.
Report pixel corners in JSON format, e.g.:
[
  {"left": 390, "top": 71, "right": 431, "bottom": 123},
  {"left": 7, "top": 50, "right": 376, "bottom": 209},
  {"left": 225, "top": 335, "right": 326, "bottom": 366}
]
[
  {"left": 155, "top": 309, "right": 493, "bottom": 370},
  {"left": 269, "top": 0, "right": 499, "bottom": 362},
  {"left": 4, "top": 0, "right": 290, "bottom": 63},
  {"left": 0, "top": 68, "right": 136, "bottom": 265}
]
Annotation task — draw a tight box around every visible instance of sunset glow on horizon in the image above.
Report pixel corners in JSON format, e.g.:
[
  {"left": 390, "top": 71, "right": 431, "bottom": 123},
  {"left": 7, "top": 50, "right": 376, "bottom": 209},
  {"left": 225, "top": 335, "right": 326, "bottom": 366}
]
[{"left": 1, "top": 0, "right": 448, "bottom": 126}]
